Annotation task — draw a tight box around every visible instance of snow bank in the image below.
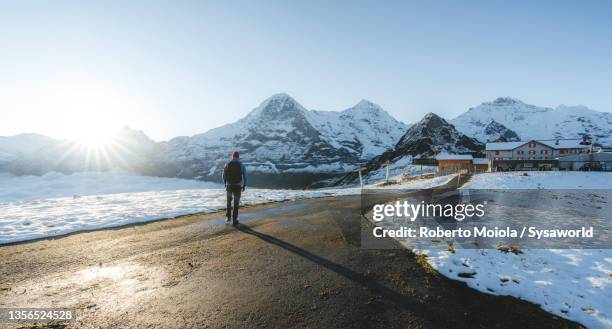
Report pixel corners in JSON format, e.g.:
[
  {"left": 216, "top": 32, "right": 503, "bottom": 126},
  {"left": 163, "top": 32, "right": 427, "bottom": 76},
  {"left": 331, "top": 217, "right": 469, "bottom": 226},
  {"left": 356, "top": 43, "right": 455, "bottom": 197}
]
[
  {"left": 0, "top": 187, "right": 349, "bottom": 244},
  {"left": 0, "top": 171, "right": 357, "bottom": 244},
  {"left": 364, "top": 158, "right": 436, "bottom": 184},
  {"left": 464, "top": 171, "right": 612, "bottom": 189},
  {"left": 413, "top": 247, "right": 611, "bottom": 329},
  {"left": 412, "top": 171, "right": 612, "bottom": 328},
  {"left": 367, "top": 174, "right": 456, "bottom": 190},
  {"left": 0, "top": 171, "right": 458, "bottom": 245}
]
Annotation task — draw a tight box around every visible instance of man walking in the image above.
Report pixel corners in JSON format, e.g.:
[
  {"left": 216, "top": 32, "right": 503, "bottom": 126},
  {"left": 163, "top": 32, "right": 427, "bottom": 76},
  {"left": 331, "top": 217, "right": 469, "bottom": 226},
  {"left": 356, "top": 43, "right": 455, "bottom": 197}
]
[{"left": 222, "top": 151, "right": 247, "bottom": 226}]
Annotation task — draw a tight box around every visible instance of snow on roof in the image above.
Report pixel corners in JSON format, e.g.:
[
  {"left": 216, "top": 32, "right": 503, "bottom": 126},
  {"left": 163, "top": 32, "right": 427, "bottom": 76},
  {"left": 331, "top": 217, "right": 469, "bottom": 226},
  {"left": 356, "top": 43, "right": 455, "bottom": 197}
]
[
  {"left": 472, "top": 158, "right": 488, "bottom": 164},
  {"left": 486, "top": 141, "right": 526, "bottom": 151},
  {"left": 538, "top": 139, "right": 589, "bottom": 149},
  {"left": 435, "top": 154, "right": 473, "bottom": 160},
  {"left": 486, "top": 139, "right": 589, "bottom": 151}
]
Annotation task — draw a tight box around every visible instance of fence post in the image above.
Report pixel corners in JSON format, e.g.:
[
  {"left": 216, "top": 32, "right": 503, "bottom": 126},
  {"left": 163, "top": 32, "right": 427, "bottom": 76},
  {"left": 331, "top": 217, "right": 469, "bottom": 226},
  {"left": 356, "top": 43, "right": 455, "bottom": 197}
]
[
  {"left": 385, "top": 161, "right": 390, "bottom": 182},
  {"left": 353, "top": 167, "right": 366, "bottom": 189},
  {"left": 359, "top": 169, "right": 363, "bottom": 188}
]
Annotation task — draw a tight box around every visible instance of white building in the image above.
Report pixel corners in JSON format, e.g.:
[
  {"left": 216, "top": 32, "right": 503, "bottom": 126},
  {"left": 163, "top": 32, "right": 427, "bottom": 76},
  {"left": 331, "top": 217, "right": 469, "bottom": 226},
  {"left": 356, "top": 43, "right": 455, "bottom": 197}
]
[{"left": 486, "top": 138, "right": 592, "bottom": 171}]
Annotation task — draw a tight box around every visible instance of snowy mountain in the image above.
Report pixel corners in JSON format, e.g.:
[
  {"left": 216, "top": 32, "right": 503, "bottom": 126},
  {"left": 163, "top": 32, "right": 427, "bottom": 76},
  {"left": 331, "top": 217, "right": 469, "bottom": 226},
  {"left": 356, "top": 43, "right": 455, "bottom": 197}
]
[
  {"left": 150, "top": 93, "right": 407, "bottom": 186},
  {"left": 452, "top": 97, "right": 612, "bottom": 145},
  {"left": 0, "top": 94, "right": 406, "bottom": 188},
  {"left": 4, "top": 128, "right": 157, "bottom": 175},
  {"left": 455, "top": 119, "right": 521, "bottom": 142},
  {"left": 7, "top": 94, "right": 610, "bottom": 188},
  {"left": 0, "top": 134, "right": 60, "bottom": 169},
  {"left": 334, "top": 113, "right": 484, "bottom": 185},
  {"left": 0, "top": 133, "right": 59, "bottom": 156},
  {"left": 305, "top": 100, "right": 408, "bottom": 159},
  {"left": 392, "top": 113, "right": 484, "bottom": 157}
]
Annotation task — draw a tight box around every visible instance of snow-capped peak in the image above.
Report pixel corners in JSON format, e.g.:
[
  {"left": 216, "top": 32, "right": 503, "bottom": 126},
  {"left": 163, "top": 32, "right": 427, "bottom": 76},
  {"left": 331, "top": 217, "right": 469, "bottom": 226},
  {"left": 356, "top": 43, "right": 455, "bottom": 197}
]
[
  {"left": 248, "top": 92, "right": 305, "bottom": 117},
  {"left": 452, "top": 98, "right": 612, "bottom": 145},
  {"left": 421, "top": 112, "right": 441, "bottom": 120},
  {"left": 262, "top": 92, "right": 297, "bottom": 105},
  {"left": 394, "top": 112, "right": 482, "bottom": 155},
  {"left": 342, "top": 99, "right": 393, "bottom": 119},
  {"left": 353, "top": 99, "right": 382, "bottom": 110},
  {"left": 305, "top": 98, "right": 407, "bottom": 159},
  {"left": 488, "top": 97, "right": 525, "bottom": 106}
]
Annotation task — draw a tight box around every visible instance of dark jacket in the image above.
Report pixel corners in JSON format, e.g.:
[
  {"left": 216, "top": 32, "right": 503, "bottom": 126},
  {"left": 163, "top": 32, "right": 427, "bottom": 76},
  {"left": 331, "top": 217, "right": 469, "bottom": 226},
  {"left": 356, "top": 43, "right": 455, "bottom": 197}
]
[{"left": 222, "top": 158, "right": 247, "bottom": 187}]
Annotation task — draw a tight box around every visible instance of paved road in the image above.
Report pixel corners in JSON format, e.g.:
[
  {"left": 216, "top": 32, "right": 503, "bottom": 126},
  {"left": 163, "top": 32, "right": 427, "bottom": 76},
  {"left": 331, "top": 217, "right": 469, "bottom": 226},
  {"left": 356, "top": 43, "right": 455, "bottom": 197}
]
[{"left": 0, "top": 196, "right": 581, "bottom": 329}]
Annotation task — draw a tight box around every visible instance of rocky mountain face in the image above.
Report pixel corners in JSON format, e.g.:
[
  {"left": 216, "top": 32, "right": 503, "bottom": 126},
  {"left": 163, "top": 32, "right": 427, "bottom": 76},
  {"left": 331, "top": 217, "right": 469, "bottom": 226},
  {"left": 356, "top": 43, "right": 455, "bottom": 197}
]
[
  {"left": 334, "top": 113, "right": 484, "bottom": 186},
  {"left": 147, "top": 93, "right": 407, "bottom": 187},
  {"left": 455, "top": 118, "right": 521, "bottom": 142},
  {"left": 451, "top": 97, "right": 612, "bottom": 145},
  {"left": 392, "top": 113, "right": 484, "bottom": 157}
]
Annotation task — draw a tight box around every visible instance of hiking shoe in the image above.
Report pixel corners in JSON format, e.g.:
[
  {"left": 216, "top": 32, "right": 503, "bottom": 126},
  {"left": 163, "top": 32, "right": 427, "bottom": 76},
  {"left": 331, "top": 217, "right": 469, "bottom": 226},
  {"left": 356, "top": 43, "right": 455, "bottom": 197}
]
[{"left": 225, "top": 217, "right": 231, "bottom": 224}]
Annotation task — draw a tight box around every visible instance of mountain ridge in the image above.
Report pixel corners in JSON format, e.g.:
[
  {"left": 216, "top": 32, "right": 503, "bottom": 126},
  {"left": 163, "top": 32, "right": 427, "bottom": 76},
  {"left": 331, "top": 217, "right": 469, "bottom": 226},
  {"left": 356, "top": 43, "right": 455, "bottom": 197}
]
[
  {"left": 333, "top": 112, "right": 484, "bottom": 186},
  {"left": 149, "top": 93, "right": 407, "bottom": 186},
  {"left": 2, "top": 94, "right": 612, "bottom": 188},
  {"left": 451, "top": 97, "right": 612, "bottom": 145}
]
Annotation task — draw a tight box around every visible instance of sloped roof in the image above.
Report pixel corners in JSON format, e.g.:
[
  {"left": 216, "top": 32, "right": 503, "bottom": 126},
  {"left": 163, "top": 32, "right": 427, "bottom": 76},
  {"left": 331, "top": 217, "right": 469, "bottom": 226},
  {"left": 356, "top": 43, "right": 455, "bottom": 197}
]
[
  {"left": 486, "top": 139, "right": 589, "bottom": 151},
  {"left": 472, "top": 158, "right": 488, "bottom": 164},
  {"left": 538, "top": 139, "right": 589, "bottom": 149},
  {"left": 435, "top": 154, "right": 473, "bottom": 160},
  {"left": 485, "top": 141, "right": 526, "bottom": 151}
]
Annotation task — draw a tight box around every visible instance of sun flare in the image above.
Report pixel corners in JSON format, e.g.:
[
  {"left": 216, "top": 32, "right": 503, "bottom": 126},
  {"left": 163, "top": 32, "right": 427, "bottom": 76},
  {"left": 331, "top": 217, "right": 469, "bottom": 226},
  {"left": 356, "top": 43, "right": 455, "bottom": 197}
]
[{"left": 76, "top": 130, "right": 115, "bottom": 147}]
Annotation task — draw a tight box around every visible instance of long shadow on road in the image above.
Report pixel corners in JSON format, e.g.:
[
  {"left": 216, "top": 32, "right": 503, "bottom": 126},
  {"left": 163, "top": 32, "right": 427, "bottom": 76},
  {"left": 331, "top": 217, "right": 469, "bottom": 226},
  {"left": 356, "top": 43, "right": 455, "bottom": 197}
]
[{"left": 235, "top": 224, "right": 434, "bottom": 322}]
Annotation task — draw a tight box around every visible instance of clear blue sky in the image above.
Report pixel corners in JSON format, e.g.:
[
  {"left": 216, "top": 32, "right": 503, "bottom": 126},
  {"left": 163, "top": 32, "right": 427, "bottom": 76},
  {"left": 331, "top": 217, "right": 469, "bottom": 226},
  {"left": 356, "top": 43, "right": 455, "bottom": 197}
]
[{"left": 1, "top": 0, "right": 611, "bottom": 141}]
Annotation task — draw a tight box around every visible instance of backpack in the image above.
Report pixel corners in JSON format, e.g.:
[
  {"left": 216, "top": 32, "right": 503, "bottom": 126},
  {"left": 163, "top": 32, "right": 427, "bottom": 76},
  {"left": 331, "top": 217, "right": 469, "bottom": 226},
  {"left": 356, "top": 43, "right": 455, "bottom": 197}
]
[{"left": 225, "top": 161, "right": 242, "bottom": 184}]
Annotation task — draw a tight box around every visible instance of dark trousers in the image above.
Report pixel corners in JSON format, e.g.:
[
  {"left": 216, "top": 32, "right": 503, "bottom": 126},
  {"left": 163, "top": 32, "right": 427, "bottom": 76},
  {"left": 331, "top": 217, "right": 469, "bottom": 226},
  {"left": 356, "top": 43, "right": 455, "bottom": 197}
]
[{"left": 226, "top": 186, "right": 242, "bottom": 220}]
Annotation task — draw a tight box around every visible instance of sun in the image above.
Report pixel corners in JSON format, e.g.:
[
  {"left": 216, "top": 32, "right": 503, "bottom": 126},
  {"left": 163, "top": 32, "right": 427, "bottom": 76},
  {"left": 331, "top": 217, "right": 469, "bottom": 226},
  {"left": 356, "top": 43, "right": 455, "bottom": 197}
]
[{"left": 75, "top": 129, "right": 116, "bottom": 148}]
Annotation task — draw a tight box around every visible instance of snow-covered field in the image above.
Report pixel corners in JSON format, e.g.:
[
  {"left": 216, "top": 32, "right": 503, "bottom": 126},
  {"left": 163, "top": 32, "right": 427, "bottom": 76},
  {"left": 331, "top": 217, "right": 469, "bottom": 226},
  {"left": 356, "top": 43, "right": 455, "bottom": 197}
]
[
  {"left": 464, "top": 171, "right": 612, "bottom": 189},
  {"left": 409, "top": 171, "right": 612, "bottom": 329},
  {"left": 0, "top": 171, "right": 455, "bottom": 245},
  {"left": 0, "top": 171, "right": 353, "bottom": 244}
]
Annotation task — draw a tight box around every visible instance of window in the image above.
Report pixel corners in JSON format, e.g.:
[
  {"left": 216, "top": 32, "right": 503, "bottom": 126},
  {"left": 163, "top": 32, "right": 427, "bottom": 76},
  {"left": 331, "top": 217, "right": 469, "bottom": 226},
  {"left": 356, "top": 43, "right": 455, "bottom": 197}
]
[
  {"left": 540, "top": 150, "right": 548, "bottom": 154},
  {"left": 529, "top": 150, "right": 536, "bottom": 155},
  {"left": 495, "top": 151, "right": 500, "bottom": 155},
  {"left": 560, "top": 149, "right": 568, "bottom": 154},
  {"left": 517, "top": 150, "right": 524, "bottom": 155},
  {"left": 529, "top": 142, "right": 536, "bottom": 148}
]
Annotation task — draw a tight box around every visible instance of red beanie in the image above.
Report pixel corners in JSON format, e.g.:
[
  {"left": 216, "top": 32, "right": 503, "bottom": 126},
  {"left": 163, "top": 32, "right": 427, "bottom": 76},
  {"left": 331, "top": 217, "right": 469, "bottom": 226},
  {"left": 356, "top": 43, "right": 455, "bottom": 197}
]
[{"left": 232, "top": 151, "right": 240, "bottom": 158}]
